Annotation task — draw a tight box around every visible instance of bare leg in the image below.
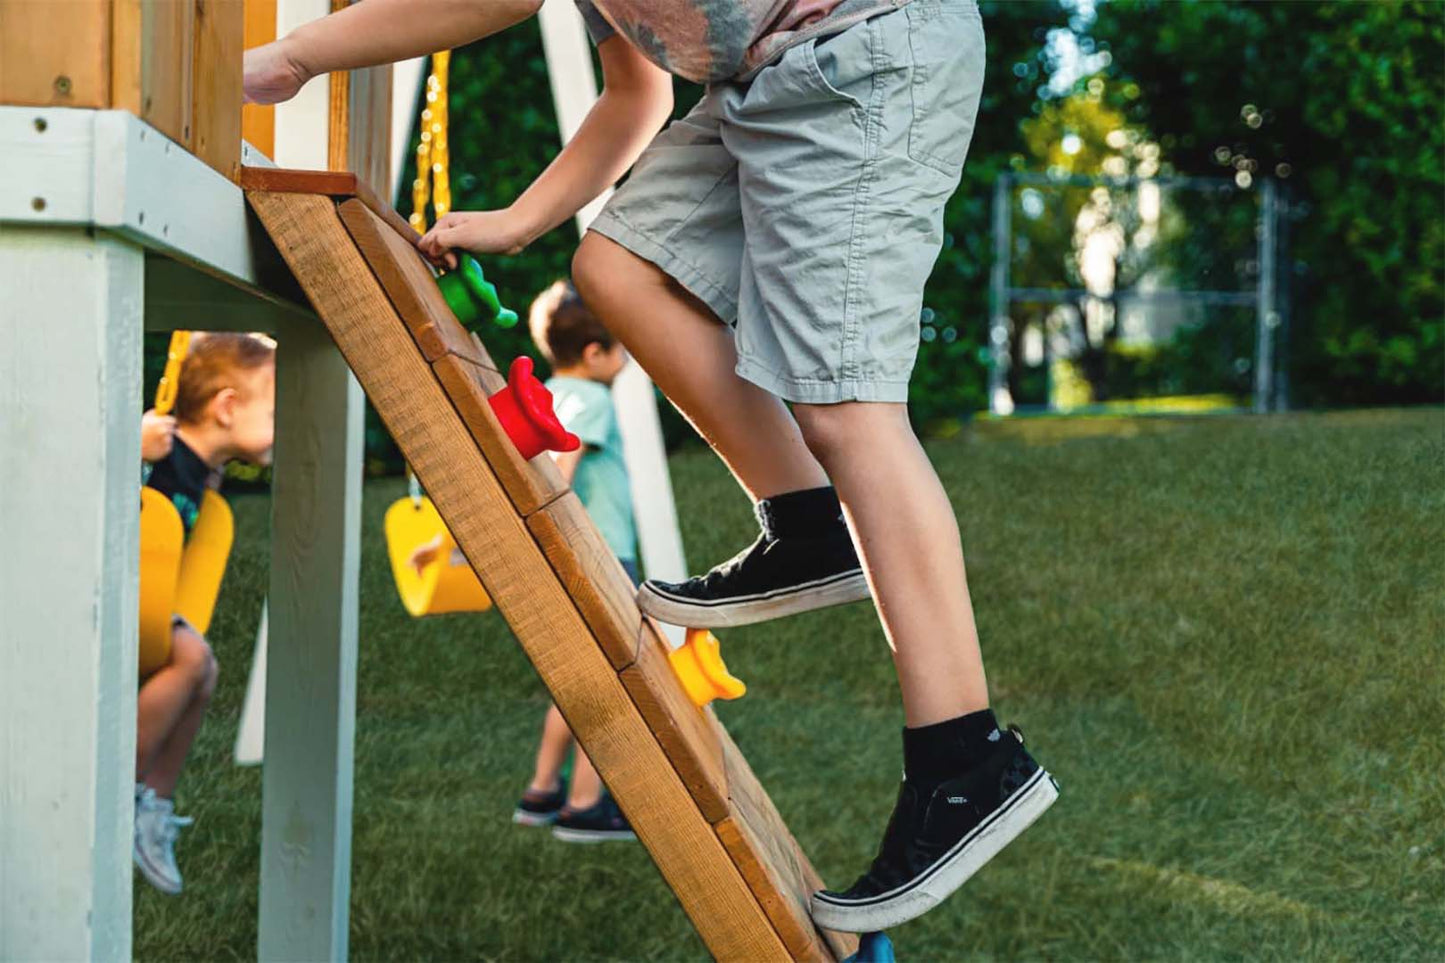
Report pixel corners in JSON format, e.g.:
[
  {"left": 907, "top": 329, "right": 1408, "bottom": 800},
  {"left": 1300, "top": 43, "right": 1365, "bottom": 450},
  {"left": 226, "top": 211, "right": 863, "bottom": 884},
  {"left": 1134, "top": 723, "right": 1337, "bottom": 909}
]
[
  {"left": 793, "top": 401, "right": 988, "bottom": 727},
  {"left": 528, "top": 704, "right": 572, "bottom": 794},
  {"left": 565, "top": 751, "right": 604, "bottom": 811},
  {"left": 136, "top": 626, "right": 216, "bottom": 782},
  {"left": 573, "top": 233, "right": 828, "bottom": 500},
  {"left": 143, "top": 640, "right": 219, "bottom": 798}
]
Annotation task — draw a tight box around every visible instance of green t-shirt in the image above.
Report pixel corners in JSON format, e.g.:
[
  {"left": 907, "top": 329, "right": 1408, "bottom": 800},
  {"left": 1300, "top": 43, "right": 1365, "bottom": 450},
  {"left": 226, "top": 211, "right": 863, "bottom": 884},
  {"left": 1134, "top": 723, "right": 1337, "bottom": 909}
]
[{"left": 547, "top": 376, "right": 637, "bottom": 564}]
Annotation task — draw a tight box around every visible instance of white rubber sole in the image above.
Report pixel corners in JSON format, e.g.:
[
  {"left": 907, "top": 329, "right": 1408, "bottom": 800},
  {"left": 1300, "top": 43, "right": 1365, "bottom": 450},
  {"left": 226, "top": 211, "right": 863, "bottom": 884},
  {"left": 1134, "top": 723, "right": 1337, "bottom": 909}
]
[
  {"left": 637, "top": 570, "right": 871, "bottom": 628},
  {"left": 133, "top": 841, "right": 182, "bottom": 896},
  {"left": 551, "top": 826, "right": 637, "bottom": 844},
  {"left": 810, "top": 768, "right": 1059, "bottom": 933},
  {"left": 512, "top": 809, "right": 559, "bottom": 827}
]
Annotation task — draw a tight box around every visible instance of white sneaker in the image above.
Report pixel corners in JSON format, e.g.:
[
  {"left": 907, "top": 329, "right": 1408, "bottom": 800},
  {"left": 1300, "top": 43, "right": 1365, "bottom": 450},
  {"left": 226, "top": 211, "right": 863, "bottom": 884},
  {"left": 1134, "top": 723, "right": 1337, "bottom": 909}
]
[{"left": 133, "top": 787, "right": 193, "bottom": 895}]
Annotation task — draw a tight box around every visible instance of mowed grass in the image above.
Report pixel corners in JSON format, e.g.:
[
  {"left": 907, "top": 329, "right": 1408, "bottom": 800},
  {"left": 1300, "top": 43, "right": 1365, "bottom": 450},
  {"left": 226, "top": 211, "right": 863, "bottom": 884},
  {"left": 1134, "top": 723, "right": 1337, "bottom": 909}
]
[{"left": 135, "top": 408, "right": 1445, "bottom": 961}]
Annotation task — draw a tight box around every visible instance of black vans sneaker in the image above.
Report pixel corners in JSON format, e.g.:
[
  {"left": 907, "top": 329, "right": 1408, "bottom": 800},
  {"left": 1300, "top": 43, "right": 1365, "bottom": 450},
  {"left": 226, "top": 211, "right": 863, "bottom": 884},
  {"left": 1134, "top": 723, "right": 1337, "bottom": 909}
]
[
  {"left": 551, "top": 795, "right": 637, "bottom": 843},
  {"left": 637, "top": 486, "right": 870, "bottom": 627},
  {"left": 811, "top": 727, "right": 1059, "bottom": 933},
  {"left": 512, "top": 783, "right": 567, "bottom": 827}
]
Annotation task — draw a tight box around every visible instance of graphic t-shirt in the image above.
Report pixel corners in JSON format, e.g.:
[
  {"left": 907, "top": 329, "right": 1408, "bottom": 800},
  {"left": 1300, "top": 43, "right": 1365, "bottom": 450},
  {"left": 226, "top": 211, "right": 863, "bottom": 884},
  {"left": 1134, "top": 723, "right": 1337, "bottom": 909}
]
[
  {"left": 576, "top": 0, "right": 910, "bottom": 83},
  {"left": 145, "top": 436, "right": 212, "bottom": 537},
  {"left": 547, "top": 376, "right": 637, "bottom": 564}
]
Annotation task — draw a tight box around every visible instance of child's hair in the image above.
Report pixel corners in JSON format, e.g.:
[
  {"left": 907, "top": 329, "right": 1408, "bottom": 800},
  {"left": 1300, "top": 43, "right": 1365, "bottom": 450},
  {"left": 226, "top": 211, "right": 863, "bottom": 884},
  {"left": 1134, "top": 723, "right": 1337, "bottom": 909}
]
[
  {"left": 529, "top": 279, "right": 615, "bottom": 367},
  {"left": 173, "top": 333, "right": 276, "bottom": 426}
]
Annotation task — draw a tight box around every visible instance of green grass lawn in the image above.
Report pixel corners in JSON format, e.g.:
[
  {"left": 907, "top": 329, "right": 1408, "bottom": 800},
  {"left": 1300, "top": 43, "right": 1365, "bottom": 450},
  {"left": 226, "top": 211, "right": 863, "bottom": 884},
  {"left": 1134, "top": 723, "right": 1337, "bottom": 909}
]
[{"left": 135, "top": 408, "right": 1445, "bottom": 961}]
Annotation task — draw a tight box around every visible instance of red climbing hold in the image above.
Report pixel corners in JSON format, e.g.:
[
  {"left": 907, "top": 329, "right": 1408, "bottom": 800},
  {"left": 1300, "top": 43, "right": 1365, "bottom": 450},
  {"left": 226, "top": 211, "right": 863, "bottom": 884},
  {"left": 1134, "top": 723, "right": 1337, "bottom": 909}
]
[{"left": 488, "top": 356, "right": 581, "bottom": 460}]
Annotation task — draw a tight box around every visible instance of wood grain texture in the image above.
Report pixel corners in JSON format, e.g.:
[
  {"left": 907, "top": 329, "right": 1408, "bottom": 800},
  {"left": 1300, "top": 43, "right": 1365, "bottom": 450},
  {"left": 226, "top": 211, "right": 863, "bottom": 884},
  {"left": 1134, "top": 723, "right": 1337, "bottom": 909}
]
[
  {"left": 113, "top": 0, "right": 195, "bottom": 145},
  {"left": 335, "top": 199, "right": 490, "bottom": 366},
  {"left": 432, "top": 355, "right": 571, "bottom": 517},
  {"left": 619, "top": 618, "right": 730, "bottom": 821},
  {"left": 246, "top": 189, "right": 790, "bottom": 962},
  {"left": 0, "top": 0, "right": 110, "bottom": 107},
  {"left": 719, "top": 727, "right": 857, "bottom": 962},
  {"left": 190, "top": 0, "right": 243, "bottom": 180},
  {"left": 526, "top": 493, "right": 642, "bottom": 669},
  {"left": 239, "top": 166, "right": 414, "bottom": 244}
]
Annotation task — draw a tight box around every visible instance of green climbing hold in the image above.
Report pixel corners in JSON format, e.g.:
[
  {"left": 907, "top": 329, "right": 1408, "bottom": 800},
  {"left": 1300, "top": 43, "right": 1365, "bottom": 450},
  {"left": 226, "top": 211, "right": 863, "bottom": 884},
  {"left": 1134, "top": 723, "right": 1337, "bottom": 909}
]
[{"left": 437, "top": 255, "right": 520, "bottom": 329}]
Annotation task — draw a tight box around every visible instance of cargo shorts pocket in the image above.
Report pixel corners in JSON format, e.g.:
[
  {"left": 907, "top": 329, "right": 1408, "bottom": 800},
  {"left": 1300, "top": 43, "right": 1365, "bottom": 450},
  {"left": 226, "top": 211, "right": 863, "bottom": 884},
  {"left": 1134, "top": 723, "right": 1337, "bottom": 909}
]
[{"left": 905, "top": 1, "right": 986, "bottom": 176}]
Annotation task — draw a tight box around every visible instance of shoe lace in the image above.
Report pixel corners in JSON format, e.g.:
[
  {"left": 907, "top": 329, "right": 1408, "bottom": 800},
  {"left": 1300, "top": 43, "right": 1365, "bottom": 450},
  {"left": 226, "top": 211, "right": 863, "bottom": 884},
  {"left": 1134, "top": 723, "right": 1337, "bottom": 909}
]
[
  {"left": 697, "top": 531, "right": 770, "bottom": 589},
  {"left": 159, "top": 812, "right": 194, "bottom": 847}
]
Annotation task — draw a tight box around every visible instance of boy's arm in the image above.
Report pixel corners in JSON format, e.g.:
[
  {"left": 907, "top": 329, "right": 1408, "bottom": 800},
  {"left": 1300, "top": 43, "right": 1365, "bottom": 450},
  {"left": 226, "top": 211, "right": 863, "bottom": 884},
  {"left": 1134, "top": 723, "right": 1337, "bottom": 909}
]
[
  {"left": 419, "top": 37, "right": 672, "bottom": 261},
  {"left": 244, "top": 0, "right": 543, "bottom": 105}
]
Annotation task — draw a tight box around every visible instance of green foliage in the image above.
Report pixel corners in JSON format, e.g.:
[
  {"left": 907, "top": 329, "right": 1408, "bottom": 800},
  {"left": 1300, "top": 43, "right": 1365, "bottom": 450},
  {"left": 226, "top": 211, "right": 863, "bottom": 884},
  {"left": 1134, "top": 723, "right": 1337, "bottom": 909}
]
[{"left": 1089, "top": 0, "right": 1445, "bottom": 405}]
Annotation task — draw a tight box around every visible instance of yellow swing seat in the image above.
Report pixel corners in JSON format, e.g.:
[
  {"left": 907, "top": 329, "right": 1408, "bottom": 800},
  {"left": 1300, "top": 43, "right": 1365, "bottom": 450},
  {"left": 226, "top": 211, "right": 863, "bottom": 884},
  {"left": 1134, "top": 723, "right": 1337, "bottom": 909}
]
[
  {"left": 138, "top": 488, "right": 234, "bottom": 678},
  {"left": 384, "top": 495, "right": 492, "bottom": 617}
]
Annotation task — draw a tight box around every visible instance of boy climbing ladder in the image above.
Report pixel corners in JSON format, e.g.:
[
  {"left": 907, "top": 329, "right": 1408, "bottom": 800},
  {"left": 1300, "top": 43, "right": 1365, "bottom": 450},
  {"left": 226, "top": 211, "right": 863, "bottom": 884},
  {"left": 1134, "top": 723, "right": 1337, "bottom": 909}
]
[{"left": 245, "top": 0, "right": 1058, "bottom": 934}]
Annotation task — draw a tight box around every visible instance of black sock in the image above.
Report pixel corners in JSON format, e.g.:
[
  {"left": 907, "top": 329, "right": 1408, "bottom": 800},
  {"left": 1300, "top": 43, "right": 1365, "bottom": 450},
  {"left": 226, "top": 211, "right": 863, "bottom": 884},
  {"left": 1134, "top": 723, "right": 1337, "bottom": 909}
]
[
  {"left": 902, "top": 709, "right": 1001, "bottom": 789},
  {"left": 756, "top": 486, "right": 846, "bottom": 539}
]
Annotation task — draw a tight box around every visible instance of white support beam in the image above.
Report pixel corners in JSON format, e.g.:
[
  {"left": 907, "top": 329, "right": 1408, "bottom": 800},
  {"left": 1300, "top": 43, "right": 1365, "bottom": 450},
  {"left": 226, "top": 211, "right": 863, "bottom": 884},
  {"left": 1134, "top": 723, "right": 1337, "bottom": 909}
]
[
  {"left": 258, "top": 315, "right": 364, "bottom": 962},
  {"left": 0, "top": 228, "right": 143, "bottom": 961},
  {"left": 538, "top": 0, "right": 688, "bottom": 641}
]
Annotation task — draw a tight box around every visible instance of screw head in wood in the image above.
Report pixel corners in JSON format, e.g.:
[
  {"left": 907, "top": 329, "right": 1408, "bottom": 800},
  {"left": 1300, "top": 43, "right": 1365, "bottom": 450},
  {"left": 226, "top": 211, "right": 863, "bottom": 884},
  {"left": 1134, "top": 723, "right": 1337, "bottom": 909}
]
[
  {"left": 31, "top": 197, "right": 46, "bottom": 212},
  {"left": 53, "top": 75, "right": 71, "bottom": 95}
]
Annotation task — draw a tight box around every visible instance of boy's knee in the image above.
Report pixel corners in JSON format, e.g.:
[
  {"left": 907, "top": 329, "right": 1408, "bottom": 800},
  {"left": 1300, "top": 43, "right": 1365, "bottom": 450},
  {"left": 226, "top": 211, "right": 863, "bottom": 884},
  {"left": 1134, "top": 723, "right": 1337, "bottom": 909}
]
[
  {"left": 794, "top": 401, "right": 909, "bottom": 461},
  {"left": 170, "top": 626, "right": 216, "bottom": 687}
]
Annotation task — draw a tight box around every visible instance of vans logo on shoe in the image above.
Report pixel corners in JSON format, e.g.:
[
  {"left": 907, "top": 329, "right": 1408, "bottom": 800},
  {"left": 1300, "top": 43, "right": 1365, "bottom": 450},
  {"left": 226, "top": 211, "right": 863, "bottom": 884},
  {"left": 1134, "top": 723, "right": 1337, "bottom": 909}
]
[{"left": 946, "top": 796, "right": 969, "bottom": 805}]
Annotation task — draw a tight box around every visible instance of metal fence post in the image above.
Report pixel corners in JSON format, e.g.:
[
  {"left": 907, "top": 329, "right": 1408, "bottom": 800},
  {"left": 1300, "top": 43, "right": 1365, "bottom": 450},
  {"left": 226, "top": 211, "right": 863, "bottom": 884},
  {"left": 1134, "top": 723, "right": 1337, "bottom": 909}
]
[
  {"left": 1254, "top": 178, "right": 1278, "bottom": 414},
  {"left": 989, "top": 174, "right": 1012, "bottom": 415}
]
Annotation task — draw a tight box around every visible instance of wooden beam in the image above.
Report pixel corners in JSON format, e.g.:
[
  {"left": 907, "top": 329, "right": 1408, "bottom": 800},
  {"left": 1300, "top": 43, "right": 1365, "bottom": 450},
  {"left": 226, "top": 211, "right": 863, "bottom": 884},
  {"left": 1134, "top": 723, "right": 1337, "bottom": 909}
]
[
  {"left": 191, "top": 0, "right": 245, "bottom": 180},
  {"left": 0, "top": 0, "right": 111, "bottom": 108},
  {"left": 258, "top": 308, "right": 364, "bottom": 963},
  {"left": 0, "top": 228, "right": 143, "bottom": 961},
  {"left": 240, "top": 165, "right": 416, "bottom": 246}
]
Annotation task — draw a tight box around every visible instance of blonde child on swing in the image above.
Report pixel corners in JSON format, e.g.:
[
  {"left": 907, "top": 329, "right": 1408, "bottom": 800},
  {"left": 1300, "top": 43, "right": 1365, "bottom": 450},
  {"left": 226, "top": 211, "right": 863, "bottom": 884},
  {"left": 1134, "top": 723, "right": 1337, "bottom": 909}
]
[{"left": 136, "top": 333, "right": 276, "bottom": 893}]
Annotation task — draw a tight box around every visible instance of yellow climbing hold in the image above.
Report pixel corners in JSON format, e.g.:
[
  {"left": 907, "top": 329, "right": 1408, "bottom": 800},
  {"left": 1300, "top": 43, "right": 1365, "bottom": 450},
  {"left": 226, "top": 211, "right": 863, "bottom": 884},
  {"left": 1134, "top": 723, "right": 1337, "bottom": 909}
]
[{"left": 669, "top": 628, "right": 747, "bottom": 708}]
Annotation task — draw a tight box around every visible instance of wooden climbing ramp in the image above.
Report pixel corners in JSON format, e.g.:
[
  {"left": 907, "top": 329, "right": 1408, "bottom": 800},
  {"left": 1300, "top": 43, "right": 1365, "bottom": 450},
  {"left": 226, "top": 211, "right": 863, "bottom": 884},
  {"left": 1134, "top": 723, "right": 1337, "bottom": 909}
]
[{"left": 243, "top": 170, "right": 857, "bottom": 963}]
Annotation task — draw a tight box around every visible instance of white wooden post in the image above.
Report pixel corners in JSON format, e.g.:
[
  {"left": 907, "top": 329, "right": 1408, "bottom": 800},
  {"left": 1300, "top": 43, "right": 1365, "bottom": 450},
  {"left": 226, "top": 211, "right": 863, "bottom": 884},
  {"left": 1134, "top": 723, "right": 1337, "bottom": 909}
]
[
  {"left": 0, "top": 229, "right": 143, "bottom": 961},
  {"left": 257, "top": 315, "right": 364, "bottom": 962},
  {"left": 538, "top": 0, "right": 689, "bottom": 645}
]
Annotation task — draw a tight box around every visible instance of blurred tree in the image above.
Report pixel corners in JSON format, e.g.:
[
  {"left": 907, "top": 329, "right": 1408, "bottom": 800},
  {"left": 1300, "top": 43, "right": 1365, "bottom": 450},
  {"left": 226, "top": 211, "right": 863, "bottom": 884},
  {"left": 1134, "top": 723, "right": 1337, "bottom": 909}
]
[{"left": 1087, "top": 0, "right": 1445, "bottom": 406}]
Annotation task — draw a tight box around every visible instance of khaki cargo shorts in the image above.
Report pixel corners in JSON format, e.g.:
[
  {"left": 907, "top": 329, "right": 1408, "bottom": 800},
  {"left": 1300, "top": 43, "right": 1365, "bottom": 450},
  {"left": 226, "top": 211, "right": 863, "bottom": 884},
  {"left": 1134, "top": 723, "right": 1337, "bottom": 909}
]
[{"left": 589, "top": 0, "right": 985, "bottom": 403}]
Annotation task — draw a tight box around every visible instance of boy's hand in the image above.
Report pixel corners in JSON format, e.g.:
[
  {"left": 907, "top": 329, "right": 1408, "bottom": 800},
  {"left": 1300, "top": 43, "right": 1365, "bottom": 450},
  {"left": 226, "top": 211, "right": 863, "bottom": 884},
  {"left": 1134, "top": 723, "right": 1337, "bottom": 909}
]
[
  {"left": 141, "top": 410, "right": 177, "bottom": 462},
  {"left": 243, "top": 39, "right": 314, "bottom": 105},
  {"left": 419, "top": 209, "right": 534, "bottom": 267}
]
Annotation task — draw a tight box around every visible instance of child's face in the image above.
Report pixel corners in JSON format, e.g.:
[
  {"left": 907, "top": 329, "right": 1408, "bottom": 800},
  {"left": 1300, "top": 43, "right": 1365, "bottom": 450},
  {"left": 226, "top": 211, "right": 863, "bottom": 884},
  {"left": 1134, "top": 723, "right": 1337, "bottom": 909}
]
[{"left": 227, "top": 364, "right": 276, "bottom": 465}]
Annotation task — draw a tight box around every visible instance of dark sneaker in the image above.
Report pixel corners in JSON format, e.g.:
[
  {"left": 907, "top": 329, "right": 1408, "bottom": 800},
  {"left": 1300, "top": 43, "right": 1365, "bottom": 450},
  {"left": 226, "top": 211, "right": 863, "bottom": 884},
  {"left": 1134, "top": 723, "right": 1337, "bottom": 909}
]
[
  {"left": 637, "top": 497, "right": 869, "bottom": 627},
  {"left": 551, "top": 795, "right": 637, "bottom": 843},
  {"left": 811, "top": 727, "right": 1059, "bottom": 932},
  {"left": 513, "top": 783, "right": 567, "bottom": 827}
]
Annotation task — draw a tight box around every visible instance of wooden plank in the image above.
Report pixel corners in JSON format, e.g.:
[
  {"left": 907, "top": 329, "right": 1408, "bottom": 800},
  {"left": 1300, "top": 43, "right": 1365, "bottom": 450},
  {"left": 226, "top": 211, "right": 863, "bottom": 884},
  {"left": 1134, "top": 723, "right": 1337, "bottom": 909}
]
[
  {"left": 433, "top": 354, "right": 572, "bottom": 517},
  {"left": 0, "top": 0, "right": 110, "bottom": 107},
  {"left": 619, "top": 618, "right": 730, "bottom": 821},
  {"left": 240, "top": 0, "right": 277, "bottom": 157},
  {"left": 526, "top": 493, "right": 642, "bottom": 670},
  {"left": 259, "top": 309, "right": 363, "bottom": 963},
  {"left": 246, "top": 189, "right": 791, "bottom": 962},
  {"left": 240, "top": 165, "right": 417, "bottom": 247},
  {"left": 335, "top": 198, "right": 490, "bottom": 366},
  {"left": 190, "top": 0, "right": 244, "bottom": 180},
  {"left": 0, "top": 229, "right": 143, "bottom": 961},
  {"left": 112, "top": 0, "right": 195, "bottom": 145},
  {"left": 718, "top": 728, "right": 858, "bottom": 963}
]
